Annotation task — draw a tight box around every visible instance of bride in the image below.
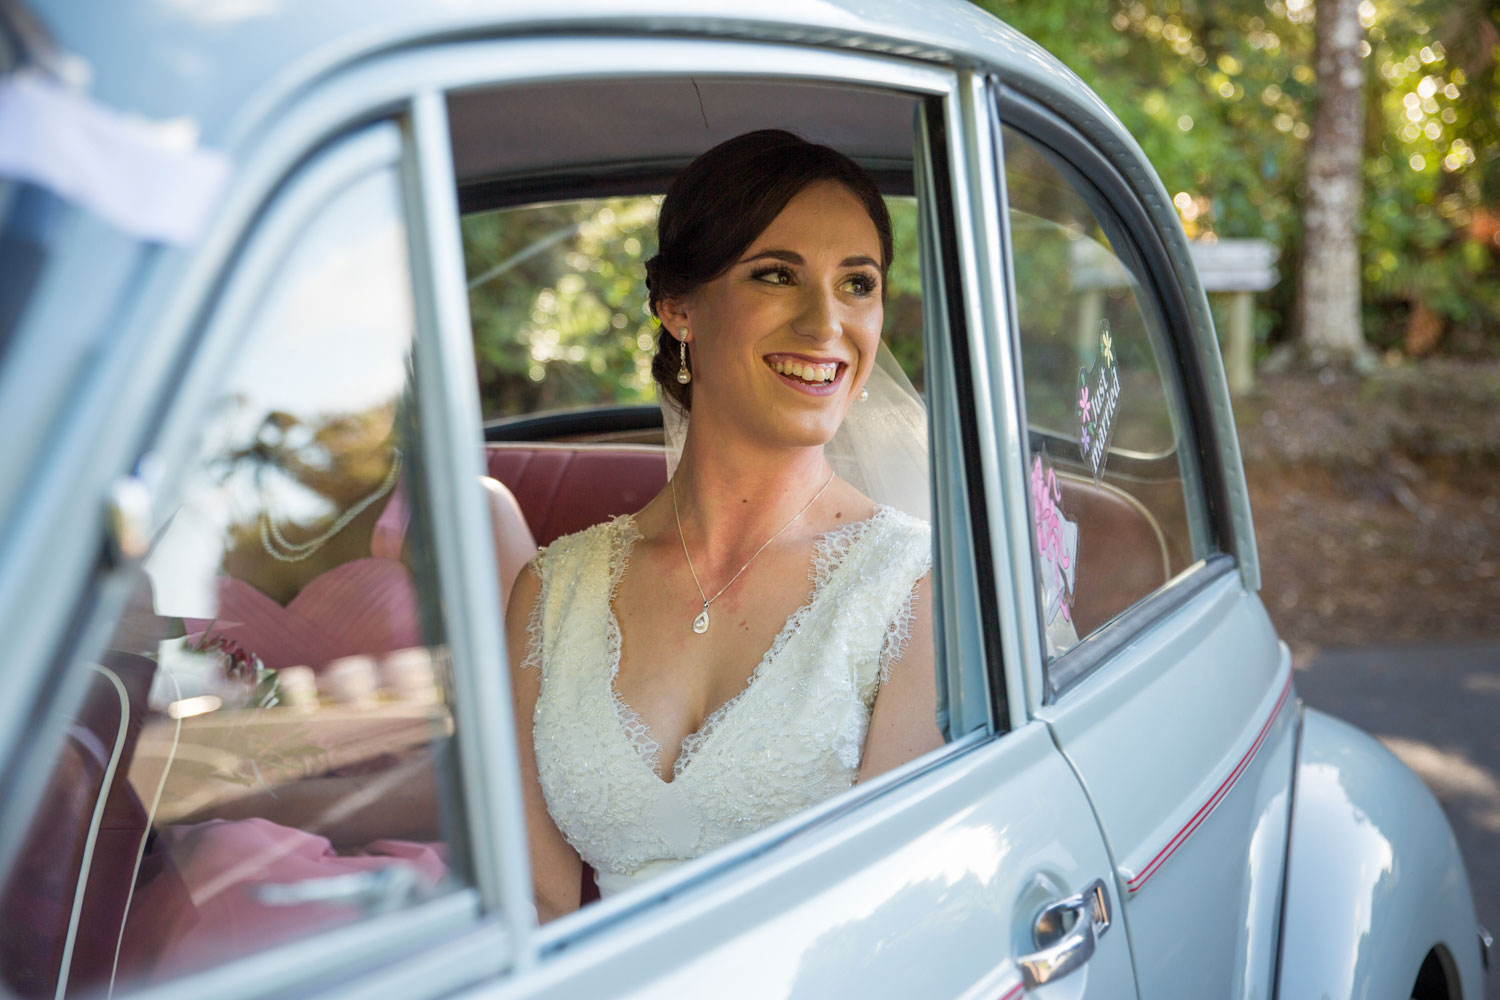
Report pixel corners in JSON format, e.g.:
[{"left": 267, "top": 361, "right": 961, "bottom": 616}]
[{"left": 505, "top": 130, "right": 942, "bottom": 921}]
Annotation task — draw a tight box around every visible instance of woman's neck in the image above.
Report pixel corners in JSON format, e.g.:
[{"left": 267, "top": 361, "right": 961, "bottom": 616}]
[{"left": 668, "top": 430, "right": 832, "bottom": 566}]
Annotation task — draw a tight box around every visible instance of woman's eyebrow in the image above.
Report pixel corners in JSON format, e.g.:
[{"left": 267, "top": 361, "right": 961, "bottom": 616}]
[
  {"left": 739, "top": 249, "right": 803, "bottom": 266},
  {"left": 738, "top": 249, "right": 880, "bottom": 269}
]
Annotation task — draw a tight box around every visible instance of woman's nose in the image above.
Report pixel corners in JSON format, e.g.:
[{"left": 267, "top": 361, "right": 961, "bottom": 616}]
[{"left": 791, "top": 285, "right": 841, "bottom": 342}]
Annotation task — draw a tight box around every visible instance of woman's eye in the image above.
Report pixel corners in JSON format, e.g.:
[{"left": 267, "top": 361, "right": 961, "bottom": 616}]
[
  {"left": 844, "top": 274, "right": 878, "bottom": 296},
  {"left": 751, "top": 266, "right": 795, "bottom": 285}
]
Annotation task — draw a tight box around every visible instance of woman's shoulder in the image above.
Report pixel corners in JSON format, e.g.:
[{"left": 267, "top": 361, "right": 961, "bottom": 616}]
[
  {"left": 531, "top": 515, "right": 640, "bottom": 583},
  {"left": 863, "top": 505, "right": 931, "bottom": 557},
  {"left": 815, "top": 505, "right": 930, "bottom": 593}
]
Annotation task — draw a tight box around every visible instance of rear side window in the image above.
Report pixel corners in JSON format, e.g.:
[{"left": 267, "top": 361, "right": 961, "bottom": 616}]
[
  {"left": 451, "top": 72, "right": 969, "bottom": 921},
  {"left": 464, "top": 197, "right": 664, "bottom": 419},
  {"left": 1003, "top": 123, "right": 1210, "bottom": 666}
]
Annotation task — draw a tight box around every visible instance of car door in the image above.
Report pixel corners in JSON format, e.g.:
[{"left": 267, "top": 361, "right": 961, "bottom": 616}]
[{"left": 991, "top": 83, "right": 1296, "bottom": 999}]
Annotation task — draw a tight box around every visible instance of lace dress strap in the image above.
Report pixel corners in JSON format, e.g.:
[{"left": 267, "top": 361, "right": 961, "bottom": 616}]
[{"left": 520, "top": 514, "right": 639, "bottom": 665}]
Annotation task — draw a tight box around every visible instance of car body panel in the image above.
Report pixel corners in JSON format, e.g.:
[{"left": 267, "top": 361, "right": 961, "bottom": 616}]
[
  {"left": 1037, "top": 572, "right": 1295, "bottom": 997},
  {"left": 1278, "top": 708, "right": 1484, "bottom": 1000}
]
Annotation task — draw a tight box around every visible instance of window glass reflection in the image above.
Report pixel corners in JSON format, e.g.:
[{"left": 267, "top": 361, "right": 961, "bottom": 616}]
[{"left": 0, "top": 166, "right": 466, "bottom": 998}]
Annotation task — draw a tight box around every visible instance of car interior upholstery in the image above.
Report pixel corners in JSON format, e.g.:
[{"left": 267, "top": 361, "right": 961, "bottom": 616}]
[{"left": 0, "top": 654, "right": 158, "bottom": 999}]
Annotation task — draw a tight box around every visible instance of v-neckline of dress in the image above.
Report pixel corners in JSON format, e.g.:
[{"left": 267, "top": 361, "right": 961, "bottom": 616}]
[{"left": 604, "top": 507, "right": 891, "bottom": 786}]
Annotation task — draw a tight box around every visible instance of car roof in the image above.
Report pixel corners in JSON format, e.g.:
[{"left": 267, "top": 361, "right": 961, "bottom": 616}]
[{"left": 22, "top": 0, "right": 1110, "bottom": 151}]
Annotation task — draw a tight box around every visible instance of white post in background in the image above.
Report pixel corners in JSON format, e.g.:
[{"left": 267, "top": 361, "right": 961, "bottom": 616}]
[{"left": 1188, "top": 239, "right": 1279, "bottom": 397}]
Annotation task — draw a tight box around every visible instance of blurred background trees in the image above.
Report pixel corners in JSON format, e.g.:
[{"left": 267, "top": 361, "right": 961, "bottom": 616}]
[
  {"left": 979, "top": 0, "right": 1500, "bottom": 363},
  {"left": 464, "top": 0, "right": 1499, "bottom": 418}
]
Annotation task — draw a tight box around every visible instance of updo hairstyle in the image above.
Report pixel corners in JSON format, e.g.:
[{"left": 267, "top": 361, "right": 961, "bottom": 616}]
[{"left": 645, "top": 129, "right": 893, "bottom": 411}]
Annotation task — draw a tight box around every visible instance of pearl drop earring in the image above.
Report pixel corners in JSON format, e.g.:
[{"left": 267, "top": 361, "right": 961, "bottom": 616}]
[{"left": 676, "top": 328, "right": 691, "bottom": 385}]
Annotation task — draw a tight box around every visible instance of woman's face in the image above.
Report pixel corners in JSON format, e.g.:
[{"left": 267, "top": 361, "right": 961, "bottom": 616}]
[{"left": 677, "top": 180, "right": 884, "bottom": 450}]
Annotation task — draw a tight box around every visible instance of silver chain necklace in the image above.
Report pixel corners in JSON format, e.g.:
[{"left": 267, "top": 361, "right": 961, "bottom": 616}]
[
  {"left": 259, "top": 450, "right": 403, "bottom": 563},
  {"left": 671, "top": 470, "right": 835, "bottom": 634}
]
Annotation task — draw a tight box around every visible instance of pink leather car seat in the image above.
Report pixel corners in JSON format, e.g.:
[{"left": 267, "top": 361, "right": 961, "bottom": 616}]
[
  {"left": 485, "top": 443, "right": 667, "bottom": 547},
  {"left": 484, "top": 442, "right": 1168, "bottom": 637},
  {"left": 1056, "top": 472, "right": 1170, "bottom": 634}
]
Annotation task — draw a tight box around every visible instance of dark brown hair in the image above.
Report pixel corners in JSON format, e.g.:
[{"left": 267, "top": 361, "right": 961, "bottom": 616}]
[{"left": 645, "top": 129, "right": 893, "bottom": 410}]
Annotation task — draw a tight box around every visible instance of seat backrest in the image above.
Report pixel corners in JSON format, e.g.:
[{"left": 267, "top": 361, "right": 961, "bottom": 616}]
[
  {"left": 1056, "top": 472, "right": 1170, "bottom": 634},
  {"left": 484, "top": 442, "right": 1168, "bottom": 636},
  {"left": 482, "top": 475, "right": 539, "bottom": 608},
  {"left": 485, "top": 443, "right": 667, "bottom": 546}
]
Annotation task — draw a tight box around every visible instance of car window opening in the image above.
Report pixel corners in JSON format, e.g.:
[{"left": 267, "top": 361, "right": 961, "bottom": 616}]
[{"left": 454, "top": 78, "right": 958, "bottom": 919}]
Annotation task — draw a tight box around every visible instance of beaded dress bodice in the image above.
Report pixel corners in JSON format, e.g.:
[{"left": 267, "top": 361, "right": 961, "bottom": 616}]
[{"left": 524, "top": 506, "right": 930, "bottom": 896}]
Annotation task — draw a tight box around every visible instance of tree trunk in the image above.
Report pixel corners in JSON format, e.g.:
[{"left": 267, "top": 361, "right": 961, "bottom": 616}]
[{"left": 1298, "top": 0, "right": 1368, "bottom": 365}]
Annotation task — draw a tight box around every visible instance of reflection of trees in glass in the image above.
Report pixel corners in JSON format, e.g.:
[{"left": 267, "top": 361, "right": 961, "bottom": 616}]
[
  {"left": 463, "top": 196, "right": 927, "bottom": 418},
  {"left": 208, "top": 403, "right": 403, "bottom": 604}
]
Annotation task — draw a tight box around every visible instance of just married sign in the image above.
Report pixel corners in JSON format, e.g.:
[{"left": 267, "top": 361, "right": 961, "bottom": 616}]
[{"left": 1077, "top": 323, "right": 1120, "bottom": 484}]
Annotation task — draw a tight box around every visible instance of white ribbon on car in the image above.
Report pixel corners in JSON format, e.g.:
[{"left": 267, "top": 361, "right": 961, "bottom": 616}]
[{"left": 0, "top": 71, "right": 230, "bottom": 245}]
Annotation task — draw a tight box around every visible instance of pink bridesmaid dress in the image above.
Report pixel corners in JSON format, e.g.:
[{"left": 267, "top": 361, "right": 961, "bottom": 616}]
[
  {"left": 185, "top": 489, "right": 422, "bottom": 672},
  {"left": 124, "top": 490, "right": 450, "bottom": 983}
]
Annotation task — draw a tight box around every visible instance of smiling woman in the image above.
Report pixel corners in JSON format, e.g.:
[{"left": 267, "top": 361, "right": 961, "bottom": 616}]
[{"left": 498, "top": 130, "right": 940, "bottom": 919}]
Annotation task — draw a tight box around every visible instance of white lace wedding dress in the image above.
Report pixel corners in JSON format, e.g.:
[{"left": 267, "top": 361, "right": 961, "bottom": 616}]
[{"left": 522, "top": 505, "right": 931, "bottom": 897}]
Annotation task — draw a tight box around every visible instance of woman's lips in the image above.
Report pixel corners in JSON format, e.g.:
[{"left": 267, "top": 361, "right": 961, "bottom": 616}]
[{"left": 764, "top": 354, "right": 846, "bottom": 396}]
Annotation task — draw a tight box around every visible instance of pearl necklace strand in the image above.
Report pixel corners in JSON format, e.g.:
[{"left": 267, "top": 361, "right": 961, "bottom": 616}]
[
  {"left": 671, "top": 469, "right": 835, "bottom": 634},
  {"left": 259, "top": 451, "right": 403, "bottom": 563}
]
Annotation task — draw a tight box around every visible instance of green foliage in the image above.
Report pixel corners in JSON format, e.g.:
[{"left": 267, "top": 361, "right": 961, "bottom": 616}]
[
  {"left": 464, "top": 198, "right": 662, "bottom": 418},
  {"left": 975, "top": 0, "right": 1500, "bottom": 356},
  {"left": 884, "top": 198, "right": 926, "bottom": 386},
  {"left": 1360, "top": 0, "right": 1500, "bottom": 352}
]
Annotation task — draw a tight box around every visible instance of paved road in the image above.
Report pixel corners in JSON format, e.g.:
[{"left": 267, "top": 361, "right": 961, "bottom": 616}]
[{"left": 1296, "top": 640, "right": 1500, "bottom": 999}]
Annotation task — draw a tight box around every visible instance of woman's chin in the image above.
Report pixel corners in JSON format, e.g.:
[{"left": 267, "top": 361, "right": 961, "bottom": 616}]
[
  {"left": 768, "top": 411, "right": 849, "bottom": 452},
  {"left": 692, "top": 393, "right": 850, "bottom": 455}
]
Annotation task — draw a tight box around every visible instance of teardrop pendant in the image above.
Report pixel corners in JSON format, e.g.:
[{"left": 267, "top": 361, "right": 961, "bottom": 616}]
[{"left": 692, "top": 606, "right": 710, "bottom": 634}]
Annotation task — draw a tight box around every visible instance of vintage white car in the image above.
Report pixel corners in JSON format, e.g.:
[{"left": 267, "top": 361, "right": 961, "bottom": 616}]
[{"left": 0, "top": 1, "right": 1488, "bottom": 998}]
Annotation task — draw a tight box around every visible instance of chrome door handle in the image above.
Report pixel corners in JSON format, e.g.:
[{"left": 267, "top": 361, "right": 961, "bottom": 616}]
[{"left": 1017, "top": 878, "right": 1112, "bottom": 990}]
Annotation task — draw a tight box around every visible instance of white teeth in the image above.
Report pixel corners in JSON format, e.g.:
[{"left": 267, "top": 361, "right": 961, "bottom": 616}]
[{"left": 770, "top": 359, "right": 837, "bottom": 383}]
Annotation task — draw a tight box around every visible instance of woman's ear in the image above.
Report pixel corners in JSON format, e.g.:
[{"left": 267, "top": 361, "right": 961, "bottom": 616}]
[{"left": 656, "top": 297, "right": 690, "bottom": 341}]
